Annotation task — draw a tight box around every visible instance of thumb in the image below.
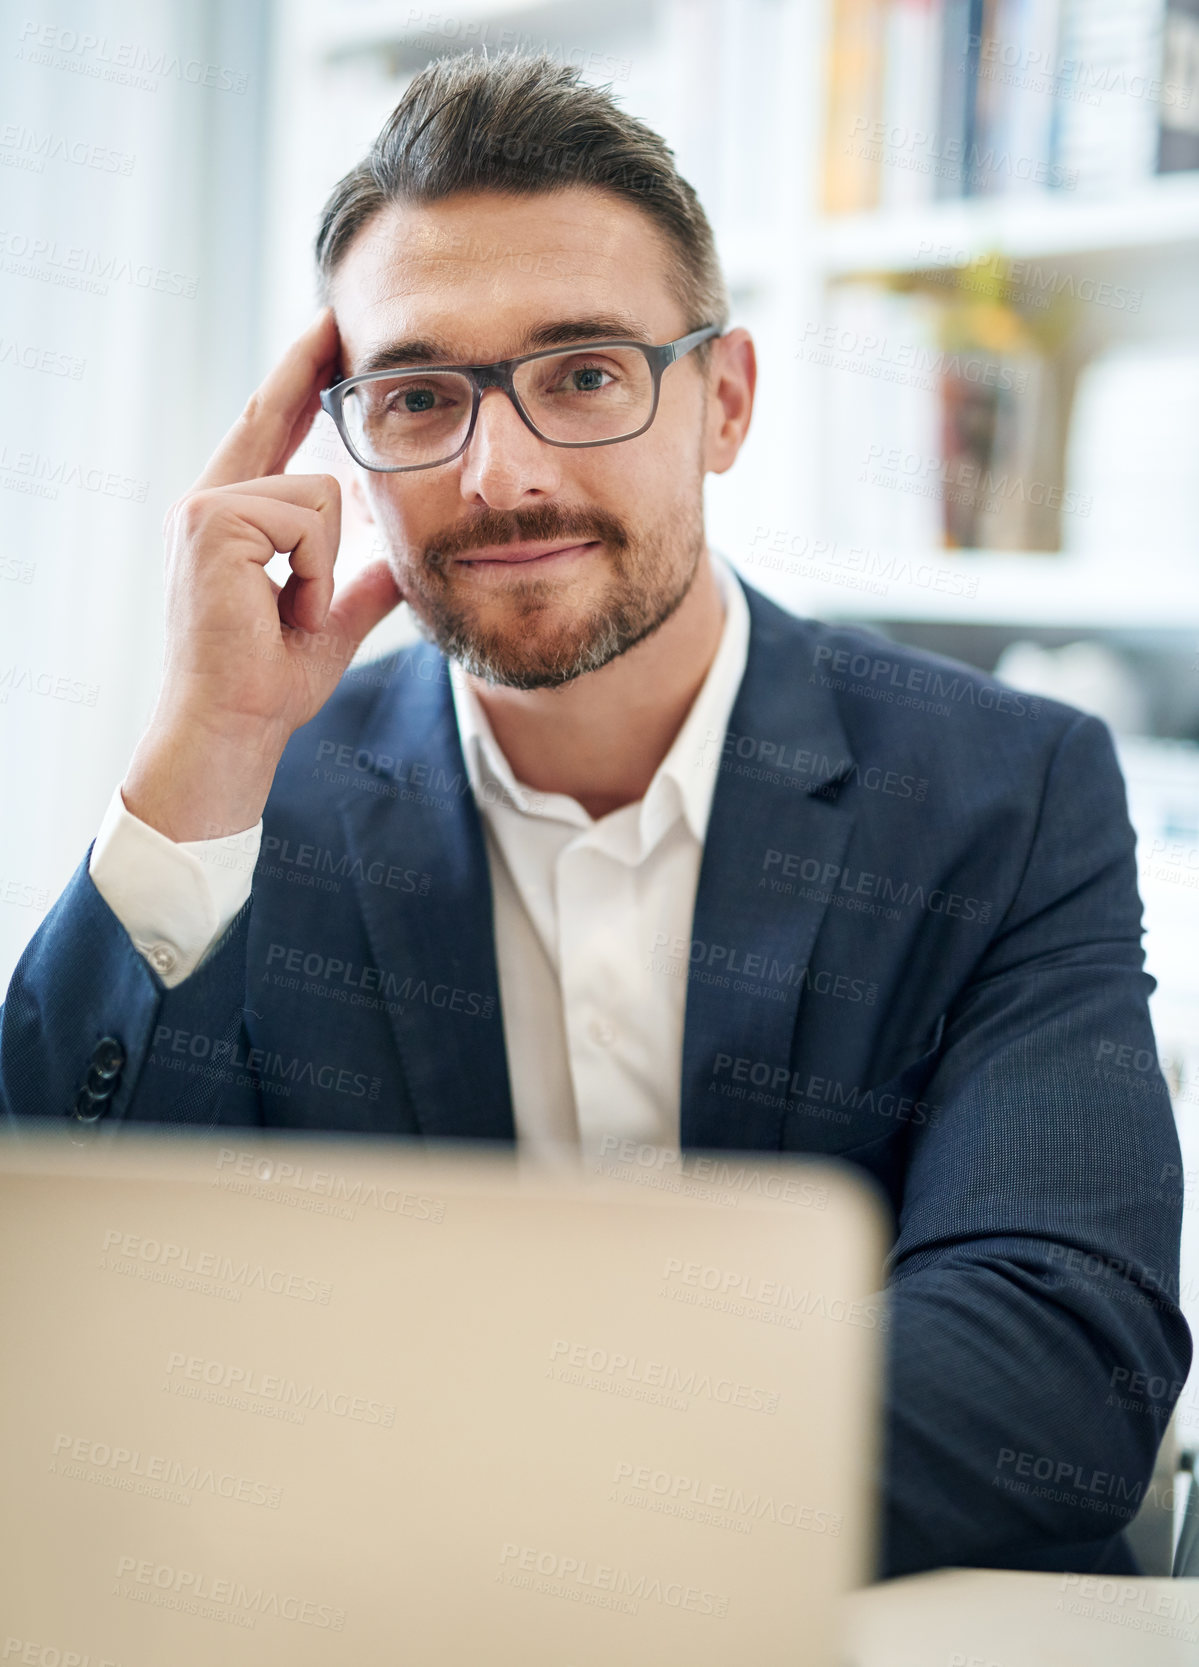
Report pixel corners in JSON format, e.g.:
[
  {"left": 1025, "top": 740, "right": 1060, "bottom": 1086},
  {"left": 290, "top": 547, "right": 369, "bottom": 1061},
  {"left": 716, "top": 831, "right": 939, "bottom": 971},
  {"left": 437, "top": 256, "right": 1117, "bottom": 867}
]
[{"left": 323, "top": 558, "right": 406, "bottom": 672}]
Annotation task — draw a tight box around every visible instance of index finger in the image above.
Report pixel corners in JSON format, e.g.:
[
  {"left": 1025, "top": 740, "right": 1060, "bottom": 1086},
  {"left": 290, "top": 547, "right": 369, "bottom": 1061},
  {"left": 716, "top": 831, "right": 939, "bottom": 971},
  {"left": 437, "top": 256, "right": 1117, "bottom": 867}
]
[{"left": 193, "top": 307, "right": 341, "bottom": 492}]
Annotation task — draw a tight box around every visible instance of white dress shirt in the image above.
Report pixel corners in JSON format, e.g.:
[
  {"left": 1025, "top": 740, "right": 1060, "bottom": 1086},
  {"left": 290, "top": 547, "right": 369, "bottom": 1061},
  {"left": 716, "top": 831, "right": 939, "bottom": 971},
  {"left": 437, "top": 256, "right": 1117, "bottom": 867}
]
[{"left": 88, "top": 554, "right": 751, "bottom": 1156}]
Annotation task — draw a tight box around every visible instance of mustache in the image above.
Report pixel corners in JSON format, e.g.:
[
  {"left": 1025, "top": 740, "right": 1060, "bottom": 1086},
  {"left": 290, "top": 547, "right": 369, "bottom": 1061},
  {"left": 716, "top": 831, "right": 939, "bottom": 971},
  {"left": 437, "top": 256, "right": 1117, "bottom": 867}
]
[{"left": 422, "top": 504, "right": 629, "bottom": 572}]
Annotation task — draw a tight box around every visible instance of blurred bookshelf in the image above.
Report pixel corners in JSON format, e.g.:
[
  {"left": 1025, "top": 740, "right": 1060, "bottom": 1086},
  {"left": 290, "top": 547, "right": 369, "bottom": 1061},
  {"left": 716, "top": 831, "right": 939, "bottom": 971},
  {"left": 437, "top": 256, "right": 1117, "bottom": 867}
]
[
  {"left": 733, "top": 0, "right": 1199, "bottom": 638},
  {"left": 813, "top": 170, "right": 1199, "bottom": 272}
]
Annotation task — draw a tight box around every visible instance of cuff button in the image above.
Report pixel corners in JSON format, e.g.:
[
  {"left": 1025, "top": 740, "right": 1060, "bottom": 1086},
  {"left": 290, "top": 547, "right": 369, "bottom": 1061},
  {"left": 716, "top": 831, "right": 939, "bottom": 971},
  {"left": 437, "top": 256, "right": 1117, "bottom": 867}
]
[
  {"left": 73, "top": 1087, "right": 108, "bottom": 1123},
  {"left": 90, "top": 1036, "right": 125, "bottom": 1078}
]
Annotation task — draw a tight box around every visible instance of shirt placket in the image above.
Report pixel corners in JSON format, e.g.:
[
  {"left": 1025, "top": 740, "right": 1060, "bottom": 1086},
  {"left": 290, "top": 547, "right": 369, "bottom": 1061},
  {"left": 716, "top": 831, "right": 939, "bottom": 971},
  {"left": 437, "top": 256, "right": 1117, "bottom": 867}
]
[{"left": 556, "top": 835, "right": 657, "bottom": 1161}]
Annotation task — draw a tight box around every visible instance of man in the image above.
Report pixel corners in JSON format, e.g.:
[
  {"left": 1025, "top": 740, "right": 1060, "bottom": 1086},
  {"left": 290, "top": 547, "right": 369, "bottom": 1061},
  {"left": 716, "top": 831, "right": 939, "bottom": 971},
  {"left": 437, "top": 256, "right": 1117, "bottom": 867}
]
[{"left": 0, "top": 54, "right": 1190, "bottom": 1580}]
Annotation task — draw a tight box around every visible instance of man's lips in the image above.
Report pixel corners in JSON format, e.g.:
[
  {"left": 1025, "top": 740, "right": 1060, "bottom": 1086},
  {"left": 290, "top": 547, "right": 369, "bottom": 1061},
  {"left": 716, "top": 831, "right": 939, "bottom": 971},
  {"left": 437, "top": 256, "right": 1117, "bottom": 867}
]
[{"left": 456, "top": 539, "right": 602, "bottom": 567}]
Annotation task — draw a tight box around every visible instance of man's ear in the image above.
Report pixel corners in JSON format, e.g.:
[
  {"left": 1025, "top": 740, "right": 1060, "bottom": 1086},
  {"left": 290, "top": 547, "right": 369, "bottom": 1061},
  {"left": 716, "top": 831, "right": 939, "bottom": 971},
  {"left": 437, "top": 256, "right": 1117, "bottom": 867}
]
[{"left": 703, "top": 327, "right": 756, "bottom": 477}]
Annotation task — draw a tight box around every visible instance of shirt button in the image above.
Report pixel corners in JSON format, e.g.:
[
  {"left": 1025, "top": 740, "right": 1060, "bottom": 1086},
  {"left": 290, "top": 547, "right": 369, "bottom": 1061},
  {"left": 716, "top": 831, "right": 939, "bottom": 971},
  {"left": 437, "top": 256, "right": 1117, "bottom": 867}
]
[
  {"left": 589, "top": 1019, "right": 616, "bottom": 1047},
  {"left": 147, "top": 943, "right": 177, "bottom": 976}
]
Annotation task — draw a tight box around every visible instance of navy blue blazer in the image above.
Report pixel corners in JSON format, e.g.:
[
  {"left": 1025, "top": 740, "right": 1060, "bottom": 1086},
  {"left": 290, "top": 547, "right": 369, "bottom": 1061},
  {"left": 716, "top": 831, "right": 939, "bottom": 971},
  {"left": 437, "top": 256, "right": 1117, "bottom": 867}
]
[{"left": 1, "top": 578, "right": 1190, "bottom": 1580}]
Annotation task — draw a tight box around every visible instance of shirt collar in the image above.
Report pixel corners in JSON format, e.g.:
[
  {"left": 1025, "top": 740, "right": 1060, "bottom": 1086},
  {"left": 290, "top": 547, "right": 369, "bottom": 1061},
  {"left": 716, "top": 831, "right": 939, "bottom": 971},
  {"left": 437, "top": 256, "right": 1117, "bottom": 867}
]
[{"left": 450, "top": 550, "right": 750, "bottom": 849}]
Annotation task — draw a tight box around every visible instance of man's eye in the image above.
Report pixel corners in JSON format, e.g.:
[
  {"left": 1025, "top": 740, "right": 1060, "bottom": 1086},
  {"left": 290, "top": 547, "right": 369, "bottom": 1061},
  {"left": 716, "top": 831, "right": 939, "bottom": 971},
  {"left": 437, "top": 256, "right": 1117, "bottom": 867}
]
[
  {"left": 557, "top": 364, "right": 612, "bottom": 393},
  {"left": 392, "top": 386, "right": 437, "bottom": 413}
]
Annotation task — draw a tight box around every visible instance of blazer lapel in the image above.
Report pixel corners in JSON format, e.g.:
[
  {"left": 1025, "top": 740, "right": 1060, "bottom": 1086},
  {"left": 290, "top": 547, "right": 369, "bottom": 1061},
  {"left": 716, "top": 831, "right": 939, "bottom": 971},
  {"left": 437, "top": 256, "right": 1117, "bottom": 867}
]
[
  {"left": 335, "top": 649, "right": 515, "bottom": 1143},
  {"left": 681, "top": 587, "right": 858, "bottom": 1152}
]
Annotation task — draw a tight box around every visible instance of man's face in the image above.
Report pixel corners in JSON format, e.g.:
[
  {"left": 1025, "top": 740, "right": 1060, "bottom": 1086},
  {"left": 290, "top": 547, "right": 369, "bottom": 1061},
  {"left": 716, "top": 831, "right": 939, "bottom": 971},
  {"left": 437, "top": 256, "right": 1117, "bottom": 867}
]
[{"left": 329, "top": 188, "right": 716, "bottom": 689}]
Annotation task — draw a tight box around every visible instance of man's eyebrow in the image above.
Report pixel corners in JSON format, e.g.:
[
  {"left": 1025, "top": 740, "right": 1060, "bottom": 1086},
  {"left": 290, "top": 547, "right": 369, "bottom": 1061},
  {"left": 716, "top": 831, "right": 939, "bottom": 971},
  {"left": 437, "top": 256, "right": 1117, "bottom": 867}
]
[{"left": 349, "top": 314, "right": 652, "bottom": 377}]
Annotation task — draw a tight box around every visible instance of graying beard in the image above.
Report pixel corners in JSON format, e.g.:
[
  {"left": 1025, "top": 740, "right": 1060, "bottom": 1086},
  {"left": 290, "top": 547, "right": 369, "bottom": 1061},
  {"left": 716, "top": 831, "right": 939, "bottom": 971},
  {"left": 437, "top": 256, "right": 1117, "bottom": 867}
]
[
  {"left": 406, "top": 520, "right": 703, "bottom": 690},
  {"left": 438, "top": 612, "right": 630, "bottom": 691}
]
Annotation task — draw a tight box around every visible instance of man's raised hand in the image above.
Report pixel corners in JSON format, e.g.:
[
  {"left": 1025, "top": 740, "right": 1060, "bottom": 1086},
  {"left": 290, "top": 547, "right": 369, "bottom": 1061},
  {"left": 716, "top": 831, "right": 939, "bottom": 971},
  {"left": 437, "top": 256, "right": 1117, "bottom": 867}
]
[{"left": 123, "top": 308, "right": 403, "bottom": 841}]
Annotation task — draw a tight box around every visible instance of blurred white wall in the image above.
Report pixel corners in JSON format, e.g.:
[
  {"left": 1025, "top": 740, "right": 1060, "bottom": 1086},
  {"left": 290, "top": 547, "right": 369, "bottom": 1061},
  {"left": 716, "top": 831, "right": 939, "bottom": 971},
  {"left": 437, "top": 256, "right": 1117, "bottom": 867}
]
[{"left": 0, "top": 0, "right": 271, "bottom": 983}]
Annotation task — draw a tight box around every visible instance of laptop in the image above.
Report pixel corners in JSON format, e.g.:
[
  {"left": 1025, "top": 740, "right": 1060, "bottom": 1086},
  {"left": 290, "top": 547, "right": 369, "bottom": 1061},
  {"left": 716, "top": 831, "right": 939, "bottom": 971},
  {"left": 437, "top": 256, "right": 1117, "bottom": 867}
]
[{"left": 0, "top": 1128, "right": 886, "bottom": 1665}]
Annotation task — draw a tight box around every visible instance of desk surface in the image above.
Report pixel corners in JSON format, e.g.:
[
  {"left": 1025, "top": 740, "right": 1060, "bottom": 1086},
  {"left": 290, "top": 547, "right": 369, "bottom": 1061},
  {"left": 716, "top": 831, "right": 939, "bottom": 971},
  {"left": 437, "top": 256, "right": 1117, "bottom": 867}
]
[{"left": 847, "top": 1571, "right": 1199, "bottom": 1666}]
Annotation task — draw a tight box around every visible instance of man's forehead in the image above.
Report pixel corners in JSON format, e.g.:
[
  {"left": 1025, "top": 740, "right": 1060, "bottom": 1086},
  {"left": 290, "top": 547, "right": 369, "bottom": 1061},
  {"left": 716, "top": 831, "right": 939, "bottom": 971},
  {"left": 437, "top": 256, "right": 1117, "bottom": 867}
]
[
  {"left": 329, "top": 188, "right": 679, "bottom": 363},
  {"left": 339, "top": 186, "right": 662, "bottom": 272}
]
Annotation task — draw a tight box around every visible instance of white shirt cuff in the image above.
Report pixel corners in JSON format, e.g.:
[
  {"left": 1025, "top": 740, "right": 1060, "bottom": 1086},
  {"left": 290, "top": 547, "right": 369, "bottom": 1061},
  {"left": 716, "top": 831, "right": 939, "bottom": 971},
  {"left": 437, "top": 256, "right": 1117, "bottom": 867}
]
[{"left": 87, "top": 784, "right": 261, "bottom": 989}]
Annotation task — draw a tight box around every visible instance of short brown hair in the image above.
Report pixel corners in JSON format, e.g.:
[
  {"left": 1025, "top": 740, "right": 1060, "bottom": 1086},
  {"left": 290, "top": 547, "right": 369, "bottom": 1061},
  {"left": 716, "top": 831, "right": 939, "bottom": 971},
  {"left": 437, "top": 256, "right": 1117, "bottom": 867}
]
[{"left": 314, "top": 53, "right": 728, "bottom": 354}]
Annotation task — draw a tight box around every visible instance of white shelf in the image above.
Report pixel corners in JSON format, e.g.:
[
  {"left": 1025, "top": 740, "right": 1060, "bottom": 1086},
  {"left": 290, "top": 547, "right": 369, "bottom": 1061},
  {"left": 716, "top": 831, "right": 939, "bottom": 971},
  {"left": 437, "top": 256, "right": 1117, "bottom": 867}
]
[
  {"left": 312, "top": 0, "right": 647, "bottom": 64},
  {"left": 739, "top": 550, "right": 1199, "bottom": 628},
  {"left": 811, "top": 173, "right": 1199, "bottom": 277}
]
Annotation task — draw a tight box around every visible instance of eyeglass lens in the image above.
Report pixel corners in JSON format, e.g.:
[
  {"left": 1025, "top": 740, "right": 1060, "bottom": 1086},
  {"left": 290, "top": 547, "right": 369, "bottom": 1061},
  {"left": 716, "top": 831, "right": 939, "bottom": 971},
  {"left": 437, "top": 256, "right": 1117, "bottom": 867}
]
[{"left": 341, "top": 345, "right": 655, "bottom": 468}]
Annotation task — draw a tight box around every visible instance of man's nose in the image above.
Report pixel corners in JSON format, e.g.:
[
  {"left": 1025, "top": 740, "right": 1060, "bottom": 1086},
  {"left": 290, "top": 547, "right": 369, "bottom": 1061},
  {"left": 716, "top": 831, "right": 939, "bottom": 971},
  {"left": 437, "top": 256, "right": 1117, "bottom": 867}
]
[{"left": 457, "top": 386, "right": 562, "bottom": 509}]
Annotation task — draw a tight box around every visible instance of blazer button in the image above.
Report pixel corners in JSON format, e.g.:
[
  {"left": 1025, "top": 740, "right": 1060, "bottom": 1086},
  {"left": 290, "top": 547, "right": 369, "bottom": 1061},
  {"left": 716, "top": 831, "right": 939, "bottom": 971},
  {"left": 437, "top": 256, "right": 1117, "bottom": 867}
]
[
  {"left": 86, "top": 1065, "right": 119, "bottom": 1097},
  {"left": 73, "top": 1086, "right": 109, "bottom": 1123},
  {"left": 90, "top": 1036, "right": 125, "bottom": 1079}
]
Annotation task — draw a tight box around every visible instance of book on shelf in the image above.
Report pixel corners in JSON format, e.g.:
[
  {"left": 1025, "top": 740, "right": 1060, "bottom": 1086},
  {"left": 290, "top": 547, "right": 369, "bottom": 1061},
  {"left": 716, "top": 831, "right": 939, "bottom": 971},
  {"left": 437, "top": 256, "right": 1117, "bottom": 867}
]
[
  {"left": 809, "top": 278, "right": 1062, "bottom": 552},
  {"left": 820, "top": 0, "right": 1198, "bottom": 212},
  {"left": 1052, "top": 0, "right": 1166, "bottom": 196},
  {"left": 933, "top": 0, "right": 983, "bottom": 197},
  {"left": 821, "top": 0, "right": 887, "bottom": 212},
  {"left": 1159, "top": 0, "right": 1199, "bottom": 171}
]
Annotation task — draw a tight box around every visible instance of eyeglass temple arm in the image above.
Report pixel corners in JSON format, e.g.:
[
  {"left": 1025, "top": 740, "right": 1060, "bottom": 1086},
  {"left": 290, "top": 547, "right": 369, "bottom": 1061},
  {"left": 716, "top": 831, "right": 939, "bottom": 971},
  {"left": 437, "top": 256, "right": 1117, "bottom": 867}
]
[{"left": 668, "top": 325, "right": 721, "bottom": 364}]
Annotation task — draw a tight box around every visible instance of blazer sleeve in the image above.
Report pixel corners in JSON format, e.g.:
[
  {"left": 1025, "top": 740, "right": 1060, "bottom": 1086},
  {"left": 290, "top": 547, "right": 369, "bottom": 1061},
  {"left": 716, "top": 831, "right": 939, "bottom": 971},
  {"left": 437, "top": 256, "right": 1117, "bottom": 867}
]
[
  {"left": 0, "top": 848, "right": 263, "bottom": 1131},
  {"left": 878, "top": 712, "right": 1193, "bottom": 1578}
]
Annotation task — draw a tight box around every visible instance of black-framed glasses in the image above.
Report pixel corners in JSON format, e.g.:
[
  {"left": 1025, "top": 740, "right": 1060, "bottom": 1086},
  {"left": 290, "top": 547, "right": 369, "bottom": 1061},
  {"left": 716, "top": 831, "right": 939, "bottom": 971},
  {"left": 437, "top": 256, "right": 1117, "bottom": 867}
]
[{"left": 319, "top": 325, "right": 720, "bottom": 472}]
